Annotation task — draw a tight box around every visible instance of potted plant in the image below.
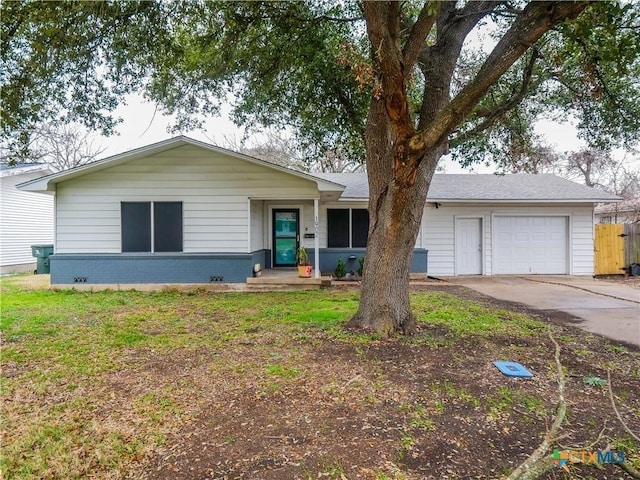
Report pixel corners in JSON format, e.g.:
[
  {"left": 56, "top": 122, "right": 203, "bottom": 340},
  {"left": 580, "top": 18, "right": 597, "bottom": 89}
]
[{"left": 296, "top": 246, "right": 313, "bottom": 278}]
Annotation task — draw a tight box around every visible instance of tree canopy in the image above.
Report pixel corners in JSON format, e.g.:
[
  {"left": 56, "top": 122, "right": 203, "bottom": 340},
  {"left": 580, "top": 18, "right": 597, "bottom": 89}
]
[{"left": 3, "top": 1, "right": 638, "bottom": 164}]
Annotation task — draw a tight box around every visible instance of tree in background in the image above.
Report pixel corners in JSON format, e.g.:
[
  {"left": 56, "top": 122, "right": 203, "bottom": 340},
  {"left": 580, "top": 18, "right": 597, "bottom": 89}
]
[
  {"left": 1, "top": 124, "right": 105, "bottom": 171},
  {"left": 216, "top": 131, "right": 309, "bottom": 172},
  {"left": 30, "top": 124, "right": 105, "bottom": 172},
  {"left": 496, "top": 142, "right": 563, "bottom": 175},
  {"left": 499, "top": 145, "right": 640, "bottom": 199},
  {"left": 218, "top": 130, "right": 365, "bottom": 173},
  {"left": 2, "top": 1, "right": 639, "bottom": 335},
  {"left": 564, "top": 149, "right": 640, "bottom": 198}
]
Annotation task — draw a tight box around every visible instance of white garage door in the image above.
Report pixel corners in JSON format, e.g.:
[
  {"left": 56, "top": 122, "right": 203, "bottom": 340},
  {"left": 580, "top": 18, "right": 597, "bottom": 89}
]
[{"left": 494, "top": 216, "right": 568, "bottom": 274}]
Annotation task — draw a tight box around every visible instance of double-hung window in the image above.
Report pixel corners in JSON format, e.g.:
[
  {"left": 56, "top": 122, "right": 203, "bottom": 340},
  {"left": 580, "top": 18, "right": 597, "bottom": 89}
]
[
  {"left": 327, "top": 208, "right": 369, "bottom": 248},
  {"left": 121, "top": 202, "right": 183, "bottom": 252}
]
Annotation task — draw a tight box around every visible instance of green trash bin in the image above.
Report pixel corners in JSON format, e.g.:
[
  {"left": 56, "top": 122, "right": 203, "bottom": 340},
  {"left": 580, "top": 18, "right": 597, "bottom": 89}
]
[{"left": 31, "top": 244, "right": 54, "bottom": 274}]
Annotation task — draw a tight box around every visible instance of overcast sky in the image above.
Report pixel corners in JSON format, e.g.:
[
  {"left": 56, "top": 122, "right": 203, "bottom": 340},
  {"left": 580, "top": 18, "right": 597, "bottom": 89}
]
[{"left": 95, "top": 93, "right": 598, "bottom": 174}]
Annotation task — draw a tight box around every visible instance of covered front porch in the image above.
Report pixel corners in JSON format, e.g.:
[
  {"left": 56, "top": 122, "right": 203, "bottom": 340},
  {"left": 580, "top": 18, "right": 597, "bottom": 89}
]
[{"left": 249, "top": 197, "right": 327, "bottom": 280}]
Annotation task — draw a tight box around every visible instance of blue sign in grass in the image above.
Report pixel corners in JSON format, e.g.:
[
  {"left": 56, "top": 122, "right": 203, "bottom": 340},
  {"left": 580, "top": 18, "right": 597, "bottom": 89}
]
[{"left": 493, "top": 361, "right": 533, "bottom": 378}]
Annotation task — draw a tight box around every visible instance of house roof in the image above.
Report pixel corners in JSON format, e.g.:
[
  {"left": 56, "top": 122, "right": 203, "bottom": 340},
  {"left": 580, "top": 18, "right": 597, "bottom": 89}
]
[
  {"left": 17, "top": 136, "right": 345, "bottom": 194},
  {"left": 1, "top": 163, "right": 52, "bottom": 178},
  {"left": 314, "top": 172, "right": 621, "bottom": 203},
  {"left": 16, "top": 136, "right": 620, "bottom": 203},
  {"left": 595, "top": 198, "right": 640, "bottom": 215}
]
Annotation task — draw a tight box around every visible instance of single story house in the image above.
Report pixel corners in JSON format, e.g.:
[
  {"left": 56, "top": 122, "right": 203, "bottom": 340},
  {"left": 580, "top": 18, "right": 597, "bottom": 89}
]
[
  {"left": 1, "top": 163, "right": 54, "bottom": 274},
  {"left": 18, "top": 136, "right": 619, "bottom": 284}
]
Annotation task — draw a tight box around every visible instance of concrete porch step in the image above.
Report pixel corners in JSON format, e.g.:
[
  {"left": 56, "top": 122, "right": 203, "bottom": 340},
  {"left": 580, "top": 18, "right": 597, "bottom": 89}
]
[
  {"left": 244, "top": 283, "right": 323, "bottom": 291},
  {"left": 246, "top": 275, "right": 332, "bottom": 288}
]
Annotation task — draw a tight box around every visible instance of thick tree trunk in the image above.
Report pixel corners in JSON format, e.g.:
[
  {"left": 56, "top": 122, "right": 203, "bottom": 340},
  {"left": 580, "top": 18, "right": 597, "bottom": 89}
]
[
  {"left": 346, "top": 164, "right": 434, "bottom": 336},
  {"left": 347, "top": 95, "right": 443, "bottom": 336},
  {"left": 347, "top": 2, "right": 464, "bottom": 336}
]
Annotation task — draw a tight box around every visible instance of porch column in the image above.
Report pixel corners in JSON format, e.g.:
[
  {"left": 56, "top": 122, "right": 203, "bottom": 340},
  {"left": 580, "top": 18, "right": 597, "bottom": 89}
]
[
  {"left": 247, "top": 198, "right": 251, "bottom": 253},
  {"left": 314, "top": 198, "right": 320, "bottom": 279}
]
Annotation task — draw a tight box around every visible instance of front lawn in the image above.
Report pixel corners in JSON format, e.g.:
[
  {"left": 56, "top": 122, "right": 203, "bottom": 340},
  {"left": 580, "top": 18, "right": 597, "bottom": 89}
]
[{"left": 1, "top": 276, "right": 638, "bottom": 479}]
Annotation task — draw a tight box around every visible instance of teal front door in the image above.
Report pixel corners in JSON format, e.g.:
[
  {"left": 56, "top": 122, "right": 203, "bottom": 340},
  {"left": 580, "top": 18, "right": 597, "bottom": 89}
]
[{"left": 273, "top": 209, "right": 299, "bottom": 267}]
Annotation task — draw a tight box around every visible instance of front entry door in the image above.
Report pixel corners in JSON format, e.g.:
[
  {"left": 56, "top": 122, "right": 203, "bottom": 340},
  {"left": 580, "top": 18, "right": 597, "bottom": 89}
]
[
  {"left": 456, "top": 218, "right": 482, "bottom": 275},
  {"left": 273, "top": 209, "right": 299, "bottom": 267}
]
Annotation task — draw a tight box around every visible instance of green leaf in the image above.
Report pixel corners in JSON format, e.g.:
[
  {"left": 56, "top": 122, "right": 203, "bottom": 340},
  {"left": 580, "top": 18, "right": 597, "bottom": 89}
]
[{"left": 583, "top": 376, "right": 608, "bottom": 387}]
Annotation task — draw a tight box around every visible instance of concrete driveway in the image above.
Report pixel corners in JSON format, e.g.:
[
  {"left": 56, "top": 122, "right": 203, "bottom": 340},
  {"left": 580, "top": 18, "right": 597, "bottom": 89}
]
[{"left": 447, "top": 276, "right": 640, "bottom": 347}]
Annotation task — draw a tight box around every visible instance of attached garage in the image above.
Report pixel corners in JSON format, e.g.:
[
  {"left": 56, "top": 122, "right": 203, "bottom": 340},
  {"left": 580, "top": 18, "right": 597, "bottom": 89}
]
[
  {"left": 493, "top": 216, "right": 568, "bottom": 274},
  {"left": 418, "top": 174, "right": 618, "bottom": 277}
]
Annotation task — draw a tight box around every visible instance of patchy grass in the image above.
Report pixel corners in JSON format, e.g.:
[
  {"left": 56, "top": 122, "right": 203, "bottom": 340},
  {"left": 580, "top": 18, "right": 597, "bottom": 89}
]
[
  {"left": 1, "top": 275, "right": 639, "bottom": 480},
  {"left": 412, "top": 291, "right": 546, "bottom": 338}
]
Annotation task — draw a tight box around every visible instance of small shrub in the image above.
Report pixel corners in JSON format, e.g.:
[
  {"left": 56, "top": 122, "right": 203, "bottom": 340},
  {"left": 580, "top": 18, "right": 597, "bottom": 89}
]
[
  {"left": 334, "top": 258, "right": 346, "bottom": 279},
  {"left": 357, "top": 257, "right": 365, "bottom": 276}
]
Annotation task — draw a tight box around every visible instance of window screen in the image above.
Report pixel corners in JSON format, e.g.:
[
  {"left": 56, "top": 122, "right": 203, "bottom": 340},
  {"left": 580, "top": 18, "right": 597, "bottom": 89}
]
[
  {"left": 121, "top": 202, "right": 151, "bottom": 252},
  {"left": 327, "top": 209, "right": 349, "bottom": 248},
  {"left": 351, "top": 209, "right": 369, "bottom": 247},
  {"left": 154, "top": 202, "right": 183, "bottom": 252}
]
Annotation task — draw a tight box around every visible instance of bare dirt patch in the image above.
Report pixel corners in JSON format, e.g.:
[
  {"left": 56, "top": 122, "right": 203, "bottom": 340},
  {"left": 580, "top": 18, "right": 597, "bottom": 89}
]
[{"left": 133, "top": 286, "right": 639, "bottom": 480}]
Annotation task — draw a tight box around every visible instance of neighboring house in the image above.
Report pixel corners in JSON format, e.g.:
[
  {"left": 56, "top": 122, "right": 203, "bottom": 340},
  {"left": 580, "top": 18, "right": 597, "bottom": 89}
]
[
  {"left": 1, "top": 163, "right": 54, "bottom": 274},
  {"left": 595, "top": 198, "right": 640, "bottom": 224},
  {"left": 17, "top": 137, "right": 619, "bottom": 284}
]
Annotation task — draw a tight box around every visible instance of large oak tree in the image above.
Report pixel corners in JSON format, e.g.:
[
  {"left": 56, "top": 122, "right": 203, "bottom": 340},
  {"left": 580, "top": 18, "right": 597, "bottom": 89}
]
[{"left": 2, "top": 1, "right": 639, "bottom": 335}]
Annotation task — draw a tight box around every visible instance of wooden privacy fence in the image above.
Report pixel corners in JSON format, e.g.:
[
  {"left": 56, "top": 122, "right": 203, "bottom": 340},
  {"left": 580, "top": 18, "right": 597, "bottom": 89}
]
[
  {"left": 624, "top": 223, "right": 640, "bottom": 268},
  {"left": 594, "top": 223, "right": 640, "bottom": 275}
]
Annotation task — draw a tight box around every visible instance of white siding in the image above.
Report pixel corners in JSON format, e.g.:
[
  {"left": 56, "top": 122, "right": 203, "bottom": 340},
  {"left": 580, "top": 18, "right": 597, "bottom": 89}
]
[
  {"left": 55, "top": 145, "right": 320, "bottom": 253},
  {"left": 421, "top": 205, "right": 459, "bottom": 276},
  {"left": 53, "top": 145, "right": 597, "bottom": 276},
  {"left": 571, "top": 208, "right": 596, "bottom": 275},
  {"left": 301, "top": 202, "right": 316, "bottom": 248},
  {"left": 250, "top": 200, "right": 264, "bottom": 252},
  {"left": 422, "top": 204, "right": 594, "bottom": 276},
  {"left": 1, "top": 172, "right": 54, "bottom": 270}
]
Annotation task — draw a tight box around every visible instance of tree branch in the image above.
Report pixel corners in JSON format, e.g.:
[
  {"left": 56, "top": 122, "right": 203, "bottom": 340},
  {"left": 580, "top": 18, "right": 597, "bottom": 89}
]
[
  {"left": 607, "top": 370, "right": 640, "bottom": 442},
  {"left": 441, "top": 0, "right": 502, "bottom": 43},
  {"left": 387, "top": 0, "right": 401, "bottom": 42},
  {"left": 315, "top": 15, "right": 363, "bottom": 23},
  {"left": 619, "top": 458, "right": 640, "bottom": 479},
  {"left": 402, "top": 2, "right": 439, "bottom": 78},
  {"left": 572, "top": 36, "right": 639, "bottom": 122},
  {"left": 363, "top": 1, "right": 413, "bottom": 137},
  {"left": 416, "top": 1, "right": 499, "bottom": 131},
  {"left": 449, "top": 48, "right": 540, "bottom": 147},
  {"left": 363, "top": 3, "right": 392, "bottom": 76},
  {"left": 409, "top": 1, "right": 592, "bottom": 155},
  {"left": 507, "top": 330, "right": 567, "bottom": 480}
]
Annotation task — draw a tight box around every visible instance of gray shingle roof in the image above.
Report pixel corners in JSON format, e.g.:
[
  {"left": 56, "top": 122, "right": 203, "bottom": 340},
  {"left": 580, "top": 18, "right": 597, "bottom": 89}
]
[{"left": 313, "top": 172, "right": 620, "bottom": 202}]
